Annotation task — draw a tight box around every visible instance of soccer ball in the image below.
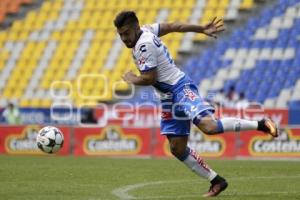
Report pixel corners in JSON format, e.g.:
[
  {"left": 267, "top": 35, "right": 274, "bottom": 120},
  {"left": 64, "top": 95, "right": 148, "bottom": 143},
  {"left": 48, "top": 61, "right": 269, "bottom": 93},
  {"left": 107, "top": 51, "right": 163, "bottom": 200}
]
[{"left": 36, "top": 126, "right": 64, "bottom": 154}]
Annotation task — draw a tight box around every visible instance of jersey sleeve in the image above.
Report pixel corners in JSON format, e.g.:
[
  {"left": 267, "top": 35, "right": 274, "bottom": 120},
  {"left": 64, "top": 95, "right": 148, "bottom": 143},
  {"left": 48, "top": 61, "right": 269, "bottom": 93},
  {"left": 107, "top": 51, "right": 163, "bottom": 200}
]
[
  {"left": 136, "top": 42, "right": 158, "bottom": 72},
  {"left": 142, "top": 23, "right": 160, "bottom": 36}
]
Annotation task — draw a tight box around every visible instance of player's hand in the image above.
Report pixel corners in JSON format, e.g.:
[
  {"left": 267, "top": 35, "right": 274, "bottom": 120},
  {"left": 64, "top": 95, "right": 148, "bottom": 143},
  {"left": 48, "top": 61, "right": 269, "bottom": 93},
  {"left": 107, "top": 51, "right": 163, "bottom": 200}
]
[
  {"left": 202, "top": 17, "right": 225, "bottom": 39},
  {"left": 122, "top": 71, "right": 137, "bottom": 84}
]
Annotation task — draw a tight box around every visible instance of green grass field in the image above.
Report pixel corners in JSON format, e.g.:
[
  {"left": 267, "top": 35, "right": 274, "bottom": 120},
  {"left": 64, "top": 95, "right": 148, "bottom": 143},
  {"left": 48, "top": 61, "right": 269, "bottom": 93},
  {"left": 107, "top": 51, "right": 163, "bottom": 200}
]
[{"left": 0, "top": 155, "right": 299, "bottom": 200}]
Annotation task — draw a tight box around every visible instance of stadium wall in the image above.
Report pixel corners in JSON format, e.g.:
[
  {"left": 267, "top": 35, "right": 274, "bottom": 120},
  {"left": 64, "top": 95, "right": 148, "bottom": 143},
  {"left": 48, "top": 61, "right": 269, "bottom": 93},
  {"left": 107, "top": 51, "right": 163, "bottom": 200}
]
[{"left": 1, "top": 106, "right": 299, "bottom": 126}]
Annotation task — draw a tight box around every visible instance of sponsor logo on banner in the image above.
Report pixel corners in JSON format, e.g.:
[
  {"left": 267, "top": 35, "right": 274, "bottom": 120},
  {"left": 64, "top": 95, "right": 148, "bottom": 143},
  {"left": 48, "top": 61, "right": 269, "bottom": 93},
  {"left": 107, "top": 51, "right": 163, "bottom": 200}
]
[
  {"left": 250, "top": 128, "right": 300, "bottom": 156},
  {"left": 5, "top": 125, "right": 41, "bottom": 154},
  {"left": 188, "top": 129, "right": 226, "bottom": 157},
  {"left": 83, "top": 126, "right": 142, "bottom": 155}
]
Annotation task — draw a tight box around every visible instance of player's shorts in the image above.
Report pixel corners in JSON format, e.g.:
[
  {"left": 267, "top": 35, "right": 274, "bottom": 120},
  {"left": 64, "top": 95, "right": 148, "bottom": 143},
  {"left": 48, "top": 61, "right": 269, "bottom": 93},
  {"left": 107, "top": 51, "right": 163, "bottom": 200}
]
[{"left": 160, "top": 83, "right": 214, "bottom": 136}]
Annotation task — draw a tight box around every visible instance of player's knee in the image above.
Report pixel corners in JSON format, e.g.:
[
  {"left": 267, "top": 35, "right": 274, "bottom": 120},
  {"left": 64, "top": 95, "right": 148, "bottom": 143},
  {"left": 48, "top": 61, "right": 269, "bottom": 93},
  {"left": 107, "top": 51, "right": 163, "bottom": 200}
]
[
  {"left": 198, "top": 121, "right": 218, "bottom": 135},
  {"left": 169, "top": 143, "right": 186, "bottom": 159}
]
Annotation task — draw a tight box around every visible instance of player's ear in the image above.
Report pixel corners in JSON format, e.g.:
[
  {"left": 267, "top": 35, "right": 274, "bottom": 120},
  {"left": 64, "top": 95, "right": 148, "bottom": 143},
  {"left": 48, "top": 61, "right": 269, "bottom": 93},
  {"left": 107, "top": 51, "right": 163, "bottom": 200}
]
[{"left": 135, "top": 23, "right": 140, "bottom": 31}]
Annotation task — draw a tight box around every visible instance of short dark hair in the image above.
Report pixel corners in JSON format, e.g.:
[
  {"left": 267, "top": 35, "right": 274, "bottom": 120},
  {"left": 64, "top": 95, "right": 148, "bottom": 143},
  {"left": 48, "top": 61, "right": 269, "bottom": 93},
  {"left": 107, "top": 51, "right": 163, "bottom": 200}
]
[{"left": 114, "top": 11, "right": 139, "bottom": 28}]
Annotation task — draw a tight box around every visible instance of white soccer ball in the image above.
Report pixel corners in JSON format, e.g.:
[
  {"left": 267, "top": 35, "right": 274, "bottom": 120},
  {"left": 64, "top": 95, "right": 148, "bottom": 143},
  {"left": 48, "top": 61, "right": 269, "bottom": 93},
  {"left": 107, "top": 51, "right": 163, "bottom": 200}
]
[{"left": 36, "top": 126, "right": 64, "bottom": 154}]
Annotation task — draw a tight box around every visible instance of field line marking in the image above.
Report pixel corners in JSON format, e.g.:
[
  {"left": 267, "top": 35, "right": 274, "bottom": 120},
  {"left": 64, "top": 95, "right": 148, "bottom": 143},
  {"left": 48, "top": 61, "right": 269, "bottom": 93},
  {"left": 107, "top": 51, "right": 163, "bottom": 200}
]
[{"left": 111, "top": 175, "right": 300, "bottom": 200}]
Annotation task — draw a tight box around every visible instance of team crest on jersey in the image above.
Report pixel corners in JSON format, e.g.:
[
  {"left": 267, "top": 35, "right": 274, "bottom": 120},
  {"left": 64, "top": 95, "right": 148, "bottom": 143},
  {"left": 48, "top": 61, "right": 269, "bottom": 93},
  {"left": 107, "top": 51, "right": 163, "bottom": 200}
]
[{"left": 184, "top": 88, "right": 198, "bottom": 101}]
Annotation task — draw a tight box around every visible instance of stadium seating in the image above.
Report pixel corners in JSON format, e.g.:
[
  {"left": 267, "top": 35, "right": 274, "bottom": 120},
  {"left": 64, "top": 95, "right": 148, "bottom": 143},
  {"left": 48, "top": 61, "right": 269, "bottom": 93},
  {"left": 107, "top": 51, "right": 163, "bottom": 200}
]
[
  {"left": 186, "top": 0, "right": 300, "bottom": 108},
  {"left": 0, "top": 0, "right": 260, "bottom": 107}
]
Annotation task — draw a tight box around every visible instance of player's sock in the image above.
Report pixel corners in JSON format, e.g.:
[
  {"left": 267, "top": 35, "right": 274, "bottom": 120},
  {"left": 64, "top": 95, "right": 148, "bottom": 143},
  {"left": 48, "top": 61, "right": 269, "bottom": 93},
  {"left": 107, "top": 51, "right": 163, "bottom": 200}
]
[
  {"left": 179, "top": 147, "right": 217, "bottom": 181},
  {"left": 216, "top": 118, "right": 258, "bottom": 133}
]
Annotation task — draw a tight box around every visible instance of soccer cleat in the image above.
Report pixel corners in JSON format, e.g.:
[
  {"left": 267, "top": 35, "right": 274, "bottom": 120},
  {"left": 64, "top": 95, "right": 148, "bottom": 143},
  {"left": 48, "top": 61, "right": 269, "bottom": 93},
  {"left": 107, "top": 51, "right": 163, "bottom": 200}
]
[
  {"left": 259, "top": 118, "right": 279, "bottom": 137},
  {"left": 202, "top": 179, "right": 228, "bottom": 198}
]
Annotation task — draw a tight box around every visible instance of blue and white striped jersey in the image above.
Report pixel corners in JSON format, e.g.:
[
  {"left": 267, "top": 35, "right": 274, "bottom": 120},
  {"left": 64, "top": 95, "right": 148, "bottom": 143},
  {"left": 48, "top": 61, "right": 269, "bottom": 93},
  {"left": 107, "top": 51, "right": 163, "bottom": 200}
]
[{"left": 132, "top": 23, "right": 189, "bottom": 96}]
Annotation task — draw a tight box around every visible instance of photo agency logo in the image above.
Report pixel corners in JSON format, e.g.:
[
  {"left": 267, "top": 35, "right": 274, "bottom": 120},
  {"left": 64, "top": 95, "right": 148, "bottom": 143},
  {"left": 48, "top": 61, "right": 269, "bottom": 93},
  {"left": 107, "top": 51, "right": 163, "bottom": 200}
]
[{"left": 49, "top": 75, "right": 268, "bottom": 125}]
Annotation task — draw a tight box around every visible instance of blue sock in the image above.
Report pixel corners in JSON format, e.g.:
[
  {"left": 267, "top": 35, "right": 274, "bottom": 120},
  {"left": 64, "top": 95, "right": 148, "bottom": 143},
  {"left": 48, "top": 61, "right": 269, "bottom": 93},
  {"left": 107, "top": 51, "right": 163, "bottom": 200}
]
[{"left": 216, "top": 120, "right": 224, "bottom": 133}]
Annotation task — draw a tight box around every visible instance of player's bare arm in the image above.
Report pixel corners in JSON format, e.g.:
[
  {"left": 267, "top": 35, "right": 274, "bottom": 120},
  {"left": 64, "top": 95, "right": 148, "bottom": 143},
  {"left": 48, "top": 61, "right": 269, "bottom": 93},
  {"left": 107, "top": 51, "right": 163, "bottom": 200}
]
[
  {"left": 159, "top": 17, "right": 225, "bottom": 38},
  {"left": 122, "top": 70, "right": 157, "bottom": 85}
]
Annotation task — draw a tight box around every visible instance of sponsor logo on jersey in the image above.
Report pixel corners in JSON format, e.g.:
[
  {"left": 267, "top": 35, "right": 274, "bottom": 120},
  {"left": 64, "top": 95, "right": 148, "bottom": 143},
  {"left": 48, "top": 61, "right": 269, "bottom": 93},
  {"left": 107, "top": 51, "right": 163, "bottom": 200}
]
[
  {"left": 249, "top": 128, "right": 300, "bottom": 156},
  {"left": 5, "top": 125, "right": 42, "bottom": 154},
  {"left": 139, "top": 44, "right": 147, "bottom": 52},
  {"left": 83, "top": 126, "right": 142, "bottom": 155},
  {"left": 161, "top": 111, "right": 172, "bottom": 120},
  {"left": 138, "top": 56, "right": 146, "bottom": 65}
]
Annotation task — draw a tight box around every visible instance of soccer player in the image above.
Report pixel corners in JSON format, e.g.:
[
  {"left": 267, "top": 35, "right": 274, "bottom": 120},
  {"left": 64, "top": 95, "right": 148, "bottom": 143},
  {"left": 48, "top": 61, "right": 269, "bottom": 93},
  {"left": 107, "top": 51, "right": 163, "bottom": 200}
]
[{"left": 114, "top": 11, "right": 278, "bottom": 197}]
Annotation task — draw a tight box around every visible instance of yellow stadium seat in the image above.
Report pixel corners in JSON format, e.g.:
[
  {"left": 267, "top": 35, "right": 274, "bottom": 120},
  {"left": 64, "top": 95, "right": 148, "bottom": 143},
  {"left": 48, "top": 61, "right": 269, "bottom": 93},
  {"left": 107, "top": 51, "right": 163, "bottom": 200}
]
[
  {"left": 30, "top": 99, "right": 41, "bottom": 107},
  {"left": 40, "top": 99, "right": 52, "bottom": 108},
  {"left": 203, "top": 9, "right": 215, "bottom": 18},
  {"left": 25, "top": 11, "right": 37, "bottom": 22},
  {"left": 65, "top": 21, "right": 78, "bottom": 31},
  {"left": 114, "top": 81, "right": 129, "bottom": 91},
  {"left": 32, "top": 20, "right": 44, "bottom": 29},
  {"left": 3, "top": 89, "right": 11, "bottom": 98},
  {"left": 48, "top": 11, "right": 59, "bottom": 20},
  {"left": 201, "top": 15, "right": 214, "bottom": 24},
  {"left": 13, "top": 89, "right": 23, "bottom": 98},
  {"left": 219, "top": 0, "right": 229, "bottom": 8},
  {"left": 6, "top": 31, "right": 19, "bottom": 41},
  {"left": 0, "top": 60, "right": 5, "bottom": 71},
  {"left": 18, "top": 30, "right": 29, "bottom": 40},
  {"left": 0, "top": 49, "right": 9, "bottom": 60},
  {"left": 41, "top": 80, "right": 51, "bottom": 88},
  {"left": 36, "top": 12, "right": 48, "bottom": 23},
  {"left": 20, "top": 99, "right": 31, "bottom": 107},
  {"left": 11, "top": 20, "right": 23, "bottom": 30},
  {"left": 215, "top": 9, "right": 226, "bottom": 17},
  {"left": 206, "top": 0, "right": 219, "bottom": 9},
  {"left": 194, "top": 33, "right": 208, "bottom": 41},
  {"left": 40, "top": 1, "right": 51, "bottom": 11},
  {"left": 174, "top": 0, "right": 190, "bottom": 9},
  {"left": 52, "top": 1, "right": 63, "bottom": 11},
  {"left": 240, "top": 0, "right": 254, "bottom": 10},
  {"left": 0, "top": 31, "right": 7, "bottom": 41}
]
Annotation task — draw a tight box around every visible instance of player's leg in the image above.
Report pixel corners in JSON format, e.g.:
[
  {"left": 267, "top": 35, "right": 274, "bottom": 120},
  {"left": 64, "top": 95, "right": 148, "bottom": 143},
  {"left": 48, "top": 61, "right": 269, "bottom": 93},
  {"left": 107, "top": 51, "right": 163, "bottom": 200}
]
[
  {"left": 166, "top": 134, "right": 228, "bottom": 197},
  {"left": 178, "top": 83, "right": 278, "bottom": 137},
  {"left": 161, "top": 113, "right": 228, "bottom": 197},
  {"left": 193, "top": 110, "right": 278, "bottom": 137}
]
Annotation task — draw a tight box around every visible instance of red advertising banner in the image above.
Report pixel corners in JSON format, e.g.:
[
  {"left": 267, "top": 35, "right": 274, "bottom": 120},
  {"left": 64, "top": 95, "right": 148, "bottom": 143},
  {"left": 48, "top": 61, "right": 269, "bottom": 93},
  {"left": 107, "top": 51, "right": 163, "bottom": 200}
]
[
  {"left": 238, "top": 128, "right": 300, "bottom": 157},
  {"left": 153, "top": 127, "right": 237, "bottom": 158},
  {"left": 73, "top": 126, "right": 152, "bottom": 156},
  {"left": 1, "top": 125, "right": 298, "bottom": 158},
  {"left": 0, "top": 125, "right": 70, "bottom": 155}
]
